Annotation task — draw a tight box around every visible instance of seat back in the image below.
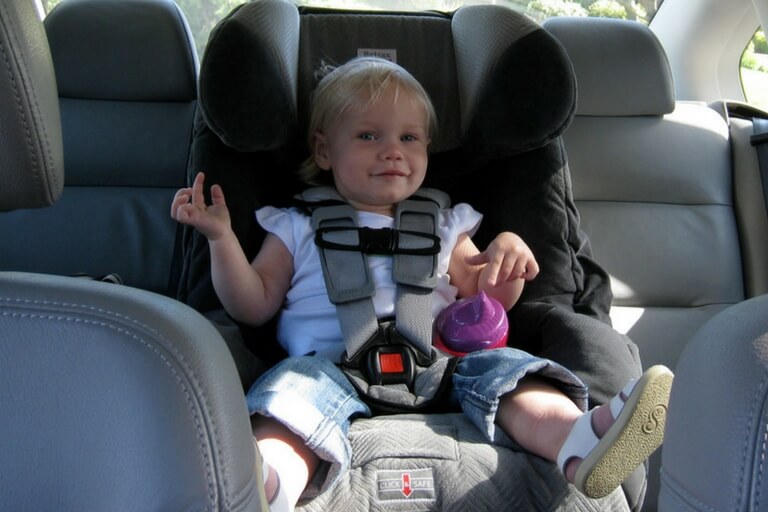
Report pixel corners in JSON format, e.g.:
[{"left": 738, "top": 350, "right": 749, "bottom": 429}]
[
  {"left": 0, "top": 272, "right": 265, "bottom": 511},
  {"left": 0, "top": 0, "right": 198, "bottom": 296},
  {"left": 713, "top": 102, "right": 768, "bottom": 298},
  {"left": 659, "top": 294, "right": 768, "bottom": 512},
  {"left": 544, "top": 16, "right": 746, "bottom": 511},
  {"left": 546, "top": 16, "right": 744, "bottom": 372},
  {"left": 0, "top": 1, "right": 264, "bottom": 510}
]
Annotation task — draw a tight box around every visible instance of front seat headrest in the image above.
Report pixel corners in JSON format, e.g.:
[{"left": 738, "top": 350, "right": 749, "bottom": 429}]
[{"left": 0, "top": 0, "right": 63, "bottom": 211}]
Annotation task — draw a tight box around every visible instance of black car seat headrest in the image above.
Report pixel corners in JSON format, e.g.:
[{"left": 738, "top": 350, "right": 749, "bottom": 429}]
[
  {"left": 0, "top": 0, "right": 63, "bottom": 211},
  {"left": 544, "top": 16, "right": 675, "bottom": 116},
  {"left": 198, "top": 0, "right": 576, "bottom": 161}
]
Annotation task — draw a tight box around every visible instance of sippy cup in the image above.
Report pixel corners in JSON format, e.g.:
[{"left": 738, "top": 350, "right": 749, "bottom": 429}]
[{"left": 433, "top": 291, "right": 509, "bottom": 356}]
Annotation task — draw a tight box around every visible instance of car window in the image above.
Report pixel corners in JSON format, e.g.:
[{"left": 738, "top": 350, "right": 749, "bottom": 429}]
[
  {"left": 40, "top": 0, "right": 661, "bottom": 59},
  {"left": 741, "top": 28, "right": 768, "bottom": 111}
]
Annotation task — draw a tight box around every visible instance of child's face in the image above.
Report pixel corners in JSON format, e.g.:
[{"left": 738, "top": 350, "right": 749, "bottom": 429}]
[{"left": 312, "top": 85, "right": 430, "bottom": 216}]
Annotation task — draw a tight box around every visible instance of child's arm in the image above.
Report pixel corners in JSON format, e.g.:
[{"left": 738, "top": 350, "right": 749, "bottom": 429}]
[
  {"left": 448, "top": 232, "right": 539, "bottom": 311},
  {"left": 171, "top": 172, "right": 292, "bottom": 326}
]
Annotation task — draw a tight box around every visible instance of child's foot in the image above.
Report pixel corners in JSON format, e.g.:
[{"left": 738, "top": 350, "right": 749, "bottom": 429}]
[{"left": 556, "top": 365, "right": 674, "bottom": 498}]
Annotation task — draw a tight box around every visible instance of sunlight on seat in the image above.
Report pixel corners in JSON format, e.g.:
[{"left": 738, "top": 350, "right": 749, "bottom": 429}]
[
  {"left": 610, "top": 307, "right": 646, "bottom": 335},
  {"left": 608, "top": 274, "right": 635, "bottom": 301},
  {"left": 607, "top": 275, "right": 644, "bottom": 334}
]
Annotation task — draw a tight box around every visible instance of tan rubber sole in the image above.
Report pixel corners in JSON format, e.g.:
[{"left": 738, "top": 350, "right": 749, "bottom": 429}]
[{"left": 575, "top": 365, "right": 674, "bottom": 499}]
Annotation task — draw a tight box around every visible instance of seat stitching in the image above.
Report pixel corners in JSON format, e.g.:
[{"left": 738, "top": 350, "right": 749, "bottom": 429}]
[{"left": 1, "top": 305, "right": 219, "bottom": 510}]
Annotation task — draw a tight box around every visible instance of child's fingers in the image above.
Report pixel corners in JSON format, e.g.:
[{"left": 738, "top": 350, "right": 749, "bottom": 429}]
[
  {"left": 191, "top": 172, "right": 206, "bottom": 206},
  {"left": 479, "top": 263, "right": 503, "bottom": 287},
  {"left": 524, "top": 259, "right": 540, "bottom": 279},
  {"left": 173, "top": 202, "right": 198, "bottom": 223},
  {"left": 210, "top": 184, "right": 227, "bottom": 206},
  {"left": 171, "top": 189, "right": 192, "bottom": 218},
  {"left": 464, "top": 251, "right": 488, "bottom": 266}
]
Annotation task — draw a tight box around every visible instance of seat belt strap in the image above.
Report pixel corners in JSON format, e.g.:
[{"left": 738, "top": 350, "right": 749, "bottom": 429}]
[
  {"left": 750, "top": 117, "right": 768, "bottom": 214},
  {"left": 393, "top": 197, "right": 442, "bottom": 357},
  {"left": 308, "top": 187, "right": 448, "bottom": 363},
  {"left": 312, "top": 204, "right": 379, "bottom": 359},
  {"left": 715, "top": 101, "right": 768, "bottom": 214}
]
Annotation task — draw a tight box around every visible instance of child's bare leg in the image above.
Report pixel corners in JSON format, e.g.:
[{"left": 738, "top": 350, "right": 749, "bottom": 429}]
[
  {"left": 495, "top": 377, "right": 613, "bottom": 481},
  {"left": 252, "top": 415, "right": 319, "bottom": 508},
  {"left": 495, "top": 376, "right": 581, "bottom": 461},
  {"left": 497, "top": 366, "right": 673, "bottom": 499}
]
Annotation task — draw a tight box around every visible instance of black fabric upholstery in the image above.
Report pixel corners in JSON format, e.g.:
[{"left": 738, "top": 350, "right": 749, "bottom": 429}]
[
  {"left": 199, "top": 0, "right": 300, "bottom": 152},
  {"left": 296, "top": 10, "right": 462, "bottom": 153},
  {"left": 463, "top": 30, "right": 576, "bottom": 162},
  {"left": 198, "top": 1, "right": 574, "bottom": 157}
]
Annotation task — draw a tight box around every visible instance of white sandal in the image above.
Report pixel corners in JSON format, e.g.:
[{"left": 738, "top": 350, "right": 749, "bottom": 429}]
[{"left": 556, "top": 364, "right": 674, "bottom": 499}]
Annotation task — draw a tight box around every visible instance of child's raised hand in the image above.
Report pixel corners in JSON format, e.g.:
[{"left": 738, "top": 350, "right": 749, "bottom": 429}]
[
  {"left": 171, "top": 172, "right": 232, "bottom": 241},
  {"left": 466, "top": 232, "right": 540, "bottom": 288}
]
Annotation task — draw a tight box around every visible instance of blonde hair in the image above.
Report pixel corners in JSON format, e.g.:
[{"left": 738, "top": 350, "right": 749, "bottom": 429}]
[{"left": 298, "top": 57, "right": 437, "bottom": 185}]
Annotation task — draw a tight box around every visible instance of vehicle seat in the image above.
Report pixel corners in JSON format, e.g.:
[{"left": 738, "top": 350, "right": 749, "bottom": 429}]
[
  {"left": 710, "top": 101, "right": 768, "bottom": 297},
  {"left": 544, "top": 16, "right": 745, "bottom": 511},
  {"left": 545, "top": 16, "right": 744, "bottom": 371},
  {"left": 0, "top": 1, "right": 265, "bottom": 510},
  {"left": 659, "top": 293, "right": 768, "bottom": 511},
  {"left": 179, "top": 0, "right": 647, "bottom": 509},
  {"left": 0, "top": 0, "right": 198, "bottom": 297}
]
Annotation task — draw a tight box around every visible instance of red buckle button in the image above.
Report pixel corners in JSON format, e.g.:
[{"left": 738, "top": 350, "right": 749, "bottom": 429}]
[{"left": 379, "top": 352, "right": 405, "bottom": 373}]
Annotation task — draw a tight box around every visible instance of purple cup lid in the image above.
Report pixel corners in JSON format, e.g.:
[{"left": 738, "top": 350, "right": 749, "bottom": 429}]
[{"left": 435, "top": 291, "right": 508, "bottom": 353}]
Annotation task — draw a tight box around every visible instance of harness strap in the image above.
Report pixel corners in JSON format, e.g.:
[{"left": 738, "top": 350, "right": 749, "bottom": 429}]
[
  {"left": 393, "top": 198, "right": 441, "bottom": 357},
  {"left": 306, "top": 186, "right": 449, "bottom": 366},
  {"left": 312, "top": 204, "right": 379, "bottom": 359}
]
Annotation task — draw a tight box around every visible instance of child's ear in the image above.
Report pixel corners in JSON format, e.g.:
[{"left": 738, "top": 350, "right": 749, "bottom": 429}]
[{"left": 312, "top": 132, "right": 332, "bottom": 170}]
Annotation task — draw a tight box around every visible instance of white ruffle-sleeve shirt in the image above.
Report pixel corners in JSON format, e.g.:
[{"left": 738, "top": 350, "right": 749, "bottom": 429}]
[{"left": 255, "top": 202, "right": 482, "bottom": 362}]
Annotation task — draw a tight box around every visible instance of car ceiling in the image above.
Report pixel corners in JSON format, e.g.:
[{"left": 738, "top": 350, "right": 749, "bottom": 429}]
[{"left": 652, "top": 0, "right": 764, "bottom": 103}]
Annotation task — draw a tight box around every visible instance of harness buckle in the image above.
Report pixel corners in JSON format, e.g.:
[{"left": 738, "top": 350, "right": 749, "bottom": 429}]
[
  {"left": 341, "top": 320, "right": 429, "bottom": 390},
  {"left": 364, "top": 345, "right": 417, "bottom": 387}
]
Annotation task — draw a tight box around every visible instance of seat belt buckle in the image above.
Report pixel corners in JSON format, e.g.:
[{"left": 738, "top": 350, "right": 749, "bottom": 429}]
[{"left": 365, "top": 345, "right": 416, "bottom": 387}]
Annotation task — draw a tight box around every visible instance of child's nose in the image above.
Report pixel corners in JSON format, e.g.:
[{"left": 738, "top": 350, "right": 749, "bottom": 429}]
[{"left": 381, "top": 140, "right": 404, "bottom": 159}]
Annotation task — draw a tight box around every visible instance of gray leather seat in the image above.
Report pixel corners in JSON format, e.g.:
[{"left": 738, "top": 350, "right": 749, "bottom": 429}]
[
  {"left": 544, "top": 16, "right": 762, "bottom": 511},
  {"left": 0, "top": 0, "right": 198, "bottom": 296},
  {"left": 545, "top": 16, "right": 744, "bottom": 373},
  {"left": 659, "top": 293, "right": 768, "bottom": 511},
  {"left": 0, "top": 0, "right": 265, "bottom": 510}
]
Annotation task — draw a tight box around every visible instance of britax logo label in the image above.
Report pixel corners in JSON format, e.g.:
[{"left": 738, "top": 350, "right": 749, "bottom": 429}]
[
  {"left": 376, "top": 468, "right": 436, "bottom": 502},
  {"left": 357, "top": 48, "right": 397, "bottom": 63}
]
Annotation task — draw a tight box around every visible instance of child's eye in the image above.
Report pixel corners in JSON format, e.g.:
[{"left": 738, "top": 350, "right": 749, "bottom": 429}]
[
  {"left": 401, "top": 134, "right": 417, "bottom": 142},
  {"left": 358, "top": 132, "right": 376, "bottom": 141}
]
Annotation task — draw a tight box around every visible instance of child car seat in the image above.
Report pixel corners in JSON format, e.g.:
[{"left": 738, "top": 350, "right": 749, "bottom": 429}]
[{"left": 177, "top": 0, "right": 645, "bottom": 509}]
